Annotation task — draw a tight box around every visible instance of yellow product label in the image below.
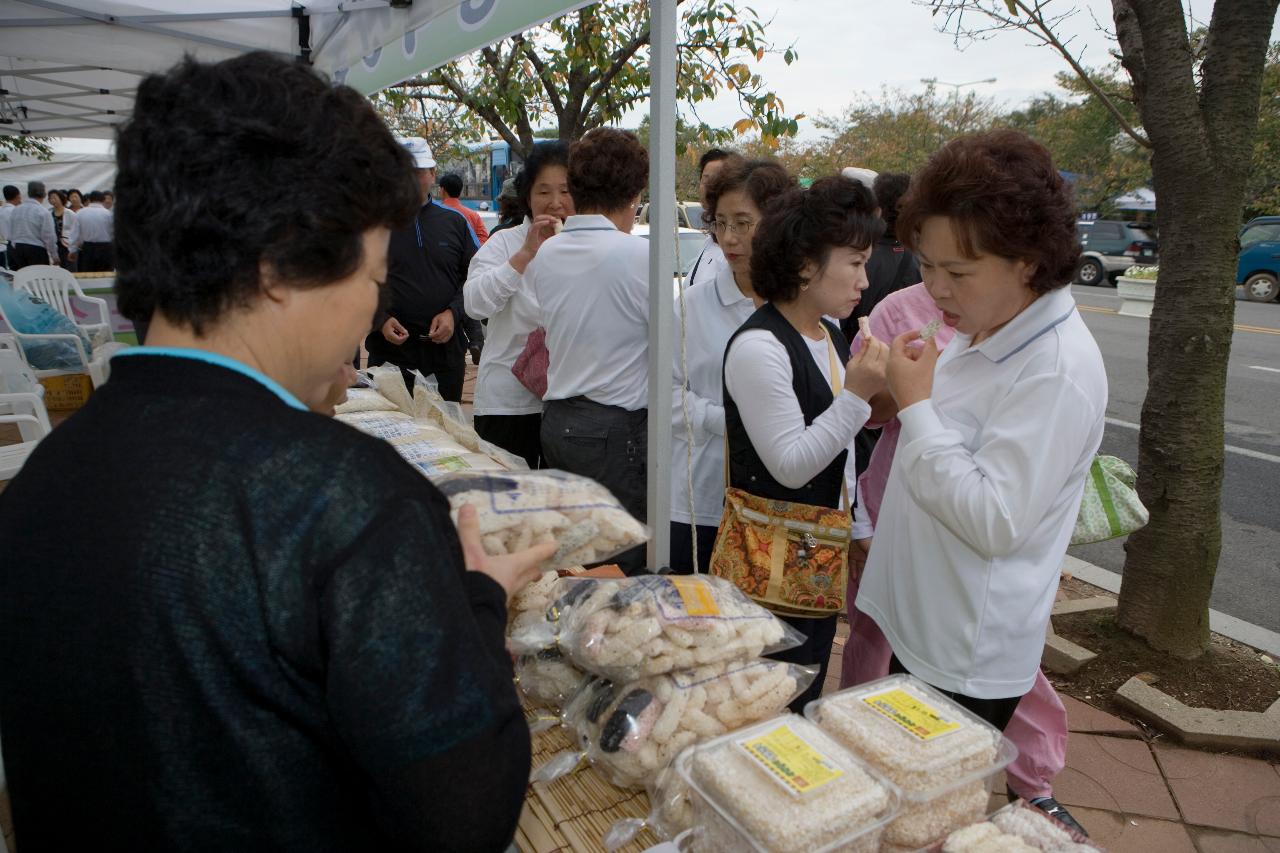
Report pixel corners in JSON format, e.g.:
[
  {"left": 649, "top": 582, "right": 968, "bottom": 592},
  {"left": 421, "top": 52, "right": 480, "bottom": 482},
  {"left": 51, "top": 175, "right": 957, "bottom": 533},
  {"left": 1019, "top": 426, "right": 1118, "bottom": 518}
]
[
  {"left": 861, "top": 688, "right": 961, "bottom": 741},
  {"left": 738, "top": 724, "right": 844, "bottom": 797},
  {"left": 669, "top": 577, "right": 720, "bottom": 617}
]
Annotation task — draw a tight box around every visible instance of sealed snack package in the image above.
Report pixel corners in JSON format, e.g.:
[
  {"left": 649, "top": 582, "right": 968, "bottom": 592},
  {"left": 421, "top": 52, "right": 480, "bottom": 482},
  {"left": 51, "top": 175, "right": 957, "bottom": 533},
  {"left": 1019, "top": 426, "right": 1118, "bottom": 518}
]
[
  {"left": 972, "top": 799, "right": 1099, "bottom": 852},
  {"left": 514, "top": 648, "right": 583, "bottom": 710},
  {"left": 333, "top": 387, "right": 400, "bottom": 414},
  {"left": 435, "top": 470, "right": 648, "bottom": 572},
  {"left": 805, "top": 674, "right": 1017, "bottom": 850},
  {"left": 943, "top": 822, "right": 1039, "bottom": 853},
  {"left": 677, "top": 714, "right": 899, "bottom": 853},
  {"left": 564, "top": 659, "right": 817, "bottom": 790},
  {"left": 603, "top": 763, "right": 693, "bottom": 851},
  {"left": 534, "top": 574, "right": 804, "bottom": 682}
]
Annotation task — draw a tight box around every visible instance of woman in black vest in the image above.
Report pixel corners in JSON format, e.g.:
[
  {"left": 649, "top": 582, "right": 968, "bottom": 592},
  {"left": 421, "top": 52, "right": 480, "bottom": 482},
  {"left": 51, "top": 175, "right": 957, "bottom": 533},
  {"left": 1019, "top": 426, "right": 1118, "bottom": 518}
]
[{"left": 722, "top": 175, "right": 889, "bottom": 710}]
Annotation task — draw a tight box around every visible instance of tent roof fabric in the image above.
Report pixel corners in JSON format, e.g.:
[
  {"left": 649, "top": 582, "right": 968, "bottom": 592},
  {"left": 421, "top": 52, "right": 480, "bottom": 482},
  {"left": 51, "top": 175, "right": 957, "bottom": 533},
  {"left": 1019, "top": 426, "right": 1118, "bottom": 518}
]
[{"left": 0, "top": 0, "right": 592, "bottom": 138}]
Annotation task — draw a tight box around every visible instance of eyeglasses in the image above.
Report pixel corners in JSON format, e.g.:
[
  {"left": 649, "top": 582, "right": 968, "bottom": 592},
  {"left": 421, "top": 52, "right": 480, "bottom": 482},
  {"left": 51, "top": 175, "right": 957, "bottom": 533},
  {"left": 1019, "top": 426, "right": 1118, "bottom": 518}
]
[{"left": 711, "top": 219, "right": 758, "bottom": 236}]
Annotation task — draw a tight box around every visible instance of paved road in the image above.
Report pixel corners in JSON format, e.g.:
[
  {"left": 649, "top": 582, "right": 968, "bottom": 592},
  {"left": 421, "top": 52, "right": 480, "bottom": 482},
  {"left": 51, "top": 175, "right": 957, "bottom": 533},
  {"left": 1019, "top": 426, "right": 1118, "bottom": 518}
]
[{"left": 1067, "top": 283, "right": 1280, "bottom": 632}]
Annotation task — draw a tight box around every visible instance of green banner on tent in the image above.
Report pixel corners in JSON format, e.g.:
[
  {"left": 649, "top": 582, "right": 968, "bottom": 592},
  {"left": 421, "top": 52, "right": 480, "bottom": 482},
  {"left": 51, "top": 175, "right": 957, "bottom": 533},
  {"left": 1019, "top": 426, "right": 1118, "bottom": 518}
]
[{"left": 336, "top": 0, "right": 596, "bottom": 95}]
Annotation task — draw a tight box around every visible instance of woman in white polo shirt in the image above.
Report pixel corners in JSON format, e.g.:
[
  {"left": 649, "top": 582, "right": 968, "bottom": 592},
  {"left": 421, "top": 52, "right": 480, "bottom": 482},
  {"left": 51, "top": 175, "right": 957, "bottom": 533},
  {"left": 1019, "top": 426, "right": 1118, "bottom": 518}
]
[
  {"left": 463, "top": 141, "right": 574, "bottom": 468},
  {"left": 528, "top": 128, "right": 651, "bottom": 574},
  {"left": 669, "top": 158, "right": 795, "bottom": 574},
  {"left": 858, "top": 130, "right": 1108, "bottom": 729}
]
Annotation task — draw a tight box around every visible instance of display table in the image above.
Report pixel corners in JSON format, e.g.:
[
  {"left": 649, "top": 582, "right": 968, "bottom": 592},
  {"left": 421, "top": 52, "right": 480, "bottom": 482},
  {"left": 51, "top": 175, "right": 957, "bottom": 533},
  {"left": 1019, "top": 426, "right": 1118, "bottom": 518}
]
[{"left": 517, "top": 705, "right": 653, "bottom": 853}]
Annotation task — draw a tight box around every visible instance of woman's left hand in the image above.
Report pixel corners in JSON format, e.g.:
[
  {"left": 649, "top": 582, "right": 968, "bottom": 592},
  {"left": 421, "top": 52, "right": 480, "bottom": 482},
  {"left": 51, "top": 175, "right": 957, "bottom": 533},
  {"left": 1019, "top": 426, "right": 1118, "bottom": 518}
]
[
  {"left": 887, "top": 330, "right": 940, "bottom": 410},
  {"left": 455, "top": 504, "right": 558, "bottom": 601}
]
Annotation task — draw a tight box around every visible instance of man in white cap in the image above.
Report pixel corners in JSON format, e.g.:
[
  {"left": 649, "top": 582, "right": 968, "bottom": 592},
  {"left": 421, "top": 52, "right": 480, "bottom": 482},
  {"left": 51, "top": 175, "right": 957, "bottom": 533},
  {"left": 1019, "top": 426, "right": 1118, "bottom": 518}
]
[{"left": 366, "top": 137, "right": 481, "bottom": 401}]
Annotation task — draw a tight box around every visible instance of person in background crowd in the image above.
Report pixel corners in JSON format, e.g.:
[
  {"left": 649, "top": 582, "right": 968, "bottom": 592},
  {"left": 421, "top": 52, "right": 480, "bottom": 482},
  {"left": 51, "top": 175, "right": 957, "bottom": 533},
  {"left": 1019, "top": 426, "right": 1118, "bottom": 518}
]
[
  {"left": 685, "top": 148, "right": 742, "bottom": 289},
  {"left": 464, "top": 141, "right": 573, "bottom": 469},
  {"left": 437, "top": 172, "right": 488, "bottom": 365},
  {"left": 857, "top": 130, "right": 1106, "bottom": 742},
  {"left": 841, "top": 165, "right": 878, "bottom": 190},
  {"left": 840, "top": 171, "right": 922, "bottom": 474},
  {"left": 364, "top": 137, "right": 479, "bottom": 402},
  {"left": 0, "top": 184, "right": 19, "bottom": 268},
  {"left": 102, "top": 190, "right": 115, "bottom": 210},
  {"left": 0, "top": 51, "right": 555, "bottom": 853},
  {"left": 69, "top": 189, "right": 114, "bottom": 272},
  {"left": 841, "top": 281, "right": 1083, "bottom": 835},
  {"left": 669, "top": 158, "right": 794, "bottom": 575},
  {"left": 844, "top": 172, "right": 920, "bottom": 333},
  {"left": 6, "top": 180, "right": 59, "bottom": 269},
  {"left": 438, "top": 173, "right": 490, "bottom": 245},
  {"left": 491, "top": 176, "right": 522, "bottom": 235},
  {"left": 47, "top": 189, "right": 76, "bottom": 270},
  {"left": 67, "top": 188, "right": 84, "bottom": 212},
  {"left": 723, "top": 175, "right": 886, "bottom": 711},
  {"left": 530, "top": 128, "right": 650, "bottom": 574}
]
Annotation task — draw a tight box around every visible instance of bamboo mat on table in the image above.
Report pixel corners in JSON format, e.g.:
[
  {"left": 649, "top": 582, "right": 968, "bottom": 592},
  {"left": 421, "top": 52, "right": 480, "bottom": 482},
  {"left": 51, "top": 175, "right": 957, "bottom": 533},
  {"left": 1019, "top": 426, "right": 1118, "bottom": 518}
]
[{"left": 516, "top": 705, "right": 655, "bottom": 853}]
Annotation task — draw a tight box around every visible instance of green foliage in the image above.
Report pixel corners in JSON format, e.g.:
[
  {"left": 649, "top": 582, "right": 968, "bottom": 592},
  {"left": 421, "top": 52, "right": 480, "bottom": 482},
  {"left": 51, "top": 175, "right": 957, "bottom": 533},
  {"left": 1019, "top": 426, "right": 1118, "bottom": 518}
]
[
  {"left": 1244, "top": 42, "right": 1280, "bottom": 220},
  {"left": 0, "top": 135, "right": 54, "bottom": 163},
  {"left": 382, "top": 0, "right": 799, "bottom": 158}
]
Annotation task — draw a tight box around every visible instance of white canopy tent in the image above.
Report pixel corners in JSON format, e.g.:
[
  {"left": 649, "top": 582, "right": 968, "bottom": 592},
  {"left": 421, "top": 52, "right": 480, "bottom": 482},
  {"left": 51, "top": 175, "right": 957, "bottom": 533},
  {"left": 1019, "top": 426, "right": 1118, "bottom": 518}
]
[
  {"left": 0, "top": 136, "right": 114, "bottom": 190},
  {"left": 0, "top": 0, "right": 679, "bottom": 568}
]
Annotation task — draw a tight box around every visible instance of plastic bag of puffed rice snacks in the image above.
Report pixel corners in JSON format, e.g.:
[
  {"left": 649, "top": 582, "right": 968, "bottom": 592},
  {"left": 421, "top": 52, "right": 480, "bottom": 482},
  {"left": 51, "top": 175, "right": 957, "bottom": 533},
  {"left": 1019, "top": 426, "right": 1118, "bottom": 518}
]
[
  {"left": 677, "top": 714, "right": 899, "bottom": 853},
  {"left": 602, "top": 761, "right": 694, "bottom": 851},
  {"left": 510, "top": 574, "right": 805, "bottom": 683},
  {"left": 805, "top": 674, "right": 1018, "bottom": 850},
  {"left": 435, "top": 470, "right": 648, "bottom": 572},
  {"left": 536, "top": 658, "right": 816, "bottom": 791},
  {"left": 934, "top": 799, "right": 1101, "bottom": 853}
]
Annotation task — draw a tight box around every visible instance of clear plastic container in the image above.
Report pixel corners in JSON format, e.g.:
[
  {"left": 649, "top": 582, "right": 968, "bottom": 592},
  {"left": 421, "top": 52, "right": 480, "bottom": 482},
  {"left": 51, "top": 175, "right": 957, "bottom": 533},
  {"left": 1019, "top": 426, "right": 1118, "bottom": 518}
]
[
  {"left": 675, "top": 714, "right": 900, "bottom": 853},
  {"left": 804, "top": 674, "right": 1017, "bottom": 850}
]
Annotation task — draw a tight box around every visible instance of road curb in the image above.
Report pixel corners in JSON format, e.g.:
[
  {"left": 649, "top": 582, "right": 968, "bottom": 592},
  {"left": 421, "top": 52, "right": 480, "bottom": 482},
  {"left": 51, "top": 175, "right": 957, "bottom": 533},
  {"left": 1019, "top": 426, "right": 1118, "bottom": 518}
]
[{"left": 1062, "top": 555, "right": 1280, "bottom": 658}]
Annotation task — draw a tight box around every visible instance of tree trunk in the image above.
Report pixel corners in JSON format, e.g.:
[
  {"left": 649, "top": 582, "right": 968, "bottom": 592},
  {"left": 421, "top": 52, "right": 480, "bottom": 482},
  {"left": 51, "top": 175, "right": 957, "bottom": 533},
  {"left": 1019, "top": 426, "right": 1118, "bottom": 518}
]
[{"left": 1114, "top": 0, "right": 1277, "bottom": 657}]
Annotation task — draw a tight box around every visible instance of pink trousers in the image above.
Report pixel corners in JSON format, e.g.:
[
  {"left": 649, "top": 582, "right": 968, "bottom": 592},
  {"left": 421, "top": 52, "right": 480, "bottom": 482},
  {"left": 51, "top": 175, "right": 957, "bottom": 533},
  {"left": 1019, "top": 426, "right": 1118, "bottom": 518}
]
[{"left": 841, "top": 583, "right": 1067, "bottom": 800}]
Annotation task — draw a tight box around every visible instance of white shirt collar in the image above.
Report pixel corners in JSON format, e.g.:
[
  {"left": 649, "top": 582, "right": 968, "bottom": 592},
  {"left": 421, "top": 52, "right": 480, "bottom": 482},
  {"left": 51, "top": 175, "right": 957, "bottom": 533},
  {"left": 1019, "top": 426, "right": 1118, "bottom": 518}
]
[
  {"left": 713, "top": 263, "right": 751, "bottom": 309},
  {"left": 561, "top": 214, "right": 618, "bottom": 233},
  {"left": 960, "top": 286, "right": 1078, "bottom": 364}
]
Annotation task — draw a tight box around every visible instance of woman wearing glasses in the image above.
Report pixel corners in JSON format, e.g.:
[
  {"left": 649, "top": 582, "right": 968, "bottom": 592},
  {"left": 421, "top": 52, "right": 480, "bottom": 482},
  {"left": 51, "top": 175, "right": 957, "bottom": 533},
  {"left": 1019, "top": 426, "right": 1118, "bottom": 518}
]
[
  {"left": 721, "top": 176, "right": 888, "bottom": 709},
  {"left": 669, "top": 158, "right": 793, "bottom": 574}
]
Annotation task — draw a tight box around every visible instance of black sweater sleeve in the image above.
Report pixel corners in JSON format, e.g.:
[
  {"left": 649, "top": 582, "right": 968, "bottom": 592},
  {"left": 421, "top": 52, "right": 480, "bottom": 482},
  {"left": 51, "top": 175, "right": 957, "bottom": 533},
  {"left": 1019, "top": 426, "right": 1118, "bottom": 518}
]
[{"left": 319, "top": 493, "right": 528, "bottom": 852}]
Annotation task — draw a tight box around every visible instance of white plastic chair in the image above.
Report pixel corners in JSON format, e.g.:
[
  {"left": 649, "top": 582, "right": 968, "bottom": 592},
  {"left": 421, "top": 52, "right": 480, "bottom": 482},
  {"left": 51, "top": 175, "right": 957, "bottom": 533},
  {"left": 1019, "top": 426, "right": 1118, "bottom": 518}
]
[
  {"left": 0, "top": 379, "right": 52, "bottom": 480},
  {"left": 13, "top": 264, "right": 112, "bottom": 346},
  {"left": 0, "top": 281, "right": 93, "bottom": 379}
]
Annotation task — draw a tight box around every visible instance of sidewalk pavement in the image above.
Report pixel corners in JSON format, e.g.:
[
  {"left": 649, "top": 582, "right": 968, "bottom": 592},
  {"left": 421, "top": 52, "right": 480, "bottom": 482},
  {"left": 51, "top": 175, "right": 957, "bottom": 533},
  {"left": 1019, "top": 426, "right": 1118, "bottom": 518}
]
[{"left": 826, "top": 620, "right": 1280, "bottom": 853}]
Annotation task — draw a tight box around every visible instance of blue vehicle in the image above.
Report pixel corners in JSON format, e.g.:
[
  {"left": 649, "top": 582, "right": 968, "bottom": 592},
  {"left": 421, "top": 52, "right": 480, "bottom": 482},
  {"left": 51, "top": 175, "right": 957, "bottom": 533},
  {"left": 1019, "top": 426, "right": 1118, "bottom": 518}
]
[{"left": 1238, "top": 216, "right": 1280, "bottom": 302}]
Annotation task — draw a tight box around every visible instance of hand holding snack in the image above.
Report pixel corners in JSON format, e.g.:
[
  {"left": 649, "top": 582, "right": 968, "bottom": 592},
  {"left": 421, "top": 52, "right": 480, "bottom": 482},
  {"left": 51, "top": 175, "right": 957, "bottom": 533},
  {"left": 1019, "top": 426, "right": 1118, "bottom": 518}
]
[
  {"left": 844, "top": 330, "right": 890, "bottom": 401},
  {"left": 887, "top": 327, "right": 941, "bottom": 410},
  {"left": 456, "top": 503, "right": 558, "bottom": 601},
  {"left": 510, "top": 214, "right": 564, "bottom": 273}
]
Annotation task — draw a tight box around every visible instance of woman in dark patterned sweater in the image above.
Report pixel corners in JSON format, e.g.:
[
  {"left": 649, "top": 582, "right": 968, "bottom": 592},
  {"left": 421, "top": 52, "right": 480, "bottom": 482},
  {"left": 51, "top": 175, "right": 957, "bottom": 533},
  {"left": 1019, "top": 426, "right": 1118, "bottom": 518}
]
[{"left": 0, "top": 52, "right": 553, "bottom": 853}]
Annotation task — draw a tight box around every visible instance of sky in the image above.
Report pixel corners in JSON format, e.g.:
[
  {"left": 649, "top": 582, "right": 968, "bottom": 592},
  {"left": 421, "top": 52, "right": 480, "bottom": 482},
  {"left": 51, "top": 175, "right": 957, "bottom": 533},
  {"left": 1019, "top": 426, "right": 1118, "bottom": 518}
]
[{"left": 663, "top": 0, "right": 1280, "bottom": 140}]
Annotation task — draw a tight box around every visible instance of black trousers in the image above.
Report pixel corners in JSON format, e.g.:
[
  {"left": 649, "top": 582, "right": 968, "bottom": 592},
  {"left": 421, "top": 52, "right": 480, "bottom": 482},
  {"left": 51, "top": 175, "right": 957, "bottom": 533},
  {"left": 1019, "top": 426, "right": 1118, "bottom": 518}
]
[
  {"left": 888, "top": 655, "right": 1023, "bottom": 730},
  {"left": 8, "top": 243, "right": 51, "bottom": 270},
  {"left": 541, "top": 396, "right": 647, "bottom": 575},
  {"left": 364, "top": 327, "right": 465, "bottom": 403},
  {"left": 78, "top": 241, "right": 113, "bottom": 272},
  {"left": 474, "top": 413, "right": 541, "bottom": 469},
  {"left": 668, "top": 521, "right": 717, "bottom": 575},
  {"left": 769, "top": 613, "right": 839, "bottom": 713}
]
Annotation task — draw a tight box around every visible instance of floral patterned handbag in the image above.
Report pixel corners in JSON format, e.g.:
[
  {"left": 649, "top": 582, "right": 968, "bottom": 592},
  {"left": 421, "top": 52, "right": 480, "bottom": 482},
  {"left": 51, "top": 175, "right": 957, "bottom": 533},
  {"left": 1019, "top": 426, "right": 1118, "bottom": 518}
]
[{"left": 708, "top": 330, "right": 851, "bottom": 616}]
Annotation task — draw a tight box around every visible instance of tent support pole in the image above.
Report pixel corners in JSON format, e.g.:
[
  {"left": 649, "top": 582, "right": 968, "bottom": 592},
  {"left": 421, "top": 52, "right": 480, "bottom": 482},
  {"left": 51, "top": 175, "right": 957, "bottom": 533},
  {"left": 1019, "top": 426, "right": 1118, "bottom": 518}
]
[{"left": 645, "top": 0, "right": 677, "bottom": 573}]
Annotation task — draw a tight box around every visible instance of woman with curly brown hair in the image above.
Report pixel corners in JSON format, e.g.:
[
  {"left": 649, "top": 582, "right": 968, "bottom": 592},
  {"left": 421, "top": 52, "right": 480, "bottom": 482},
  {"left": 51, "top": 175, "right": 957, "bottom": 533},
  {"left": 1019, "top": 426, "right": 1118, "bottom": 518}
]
[
  {"left": 721, "top": 175, "right": 889, "bottom": 710},
  {"left": 857, "top": 130, "right": 1108, "bottom": 733},
  {"left": 528, "top": 127, "right": 651, "bottom": 573}
]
